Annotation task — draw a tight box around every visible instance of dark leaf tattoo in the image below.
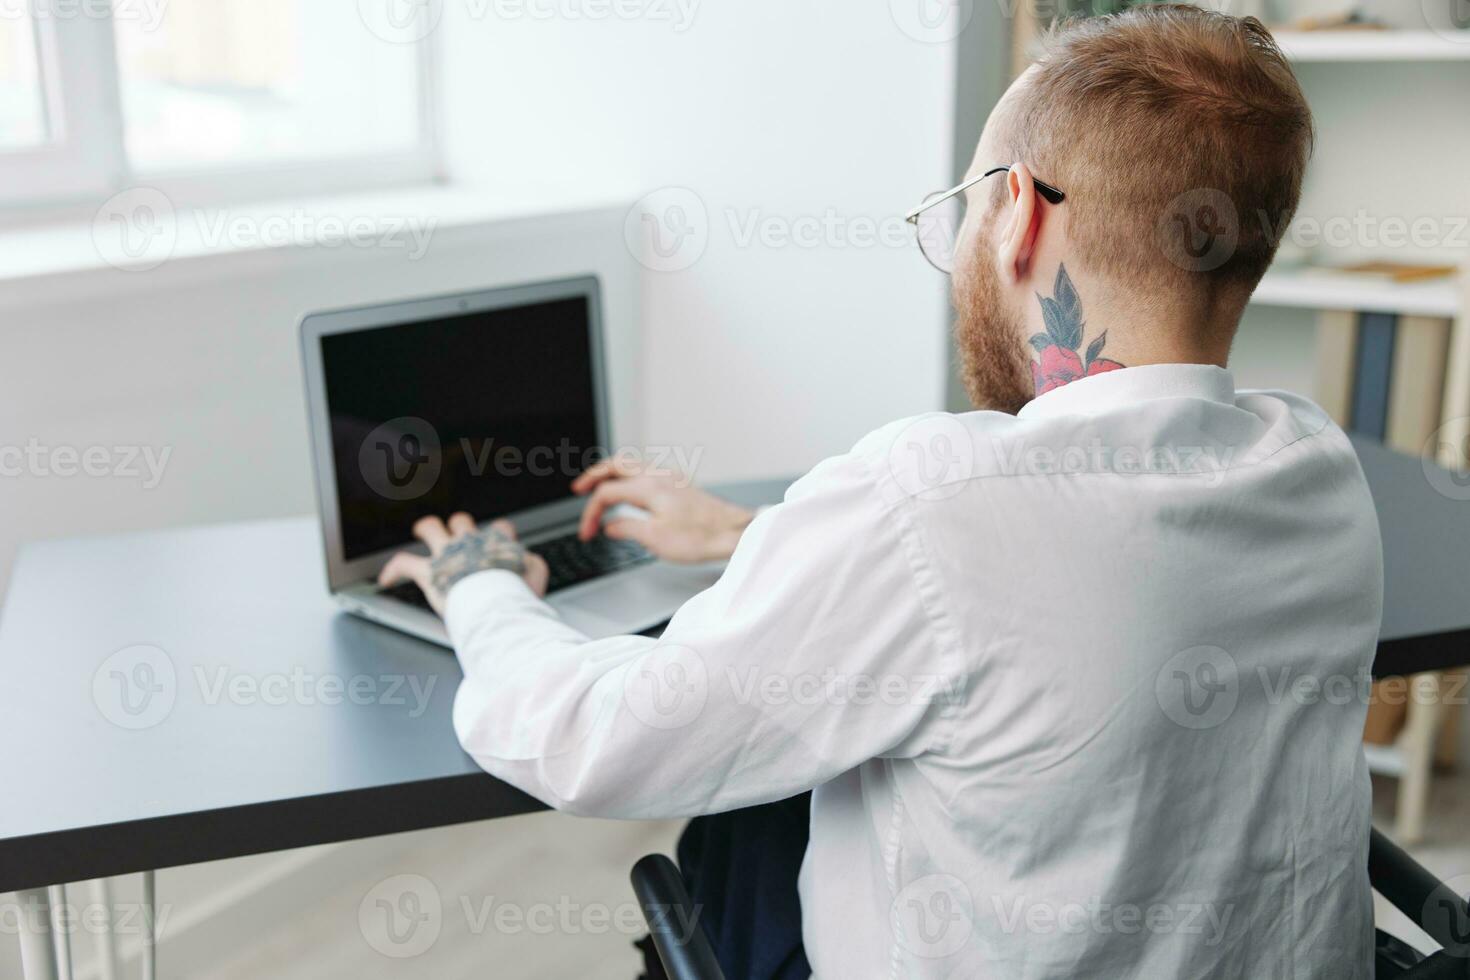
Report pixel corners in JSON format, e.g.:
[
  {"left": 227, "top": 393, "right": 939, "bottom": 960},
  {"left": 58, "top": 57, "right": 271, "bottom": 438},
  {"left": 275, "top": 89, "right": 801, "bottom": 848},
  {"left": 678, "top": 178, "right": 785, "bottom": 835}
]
[
  {"left": 429, "top": 527, "right": 529, "bottom": 595},
  {"left": 1037, "top": 265, "right": 1084, "bottom": 351},
  {"left": 1031, "top": 263, "right": 1126, "bottom": 397}
]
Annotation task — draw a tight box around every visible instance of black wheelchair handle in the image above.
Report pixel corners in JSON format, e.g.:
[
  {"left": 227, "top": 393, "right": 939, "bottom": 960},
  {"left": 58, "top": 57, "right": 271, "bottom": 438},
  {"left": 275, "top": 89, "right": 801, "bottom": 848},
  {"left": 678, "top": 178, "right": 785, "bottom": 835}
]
[{"left": 631, "top": 854, "right": 726, "bottom": 980}]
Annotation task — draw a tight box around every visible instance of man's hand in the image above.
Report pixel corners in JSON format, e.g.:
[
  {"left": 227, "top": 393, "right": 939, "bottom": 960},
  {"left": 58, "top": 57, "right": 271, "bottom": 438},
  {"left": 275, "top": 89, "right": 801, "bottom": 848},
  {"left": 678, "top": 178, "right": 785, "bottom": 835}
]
[
  {"left": 378, "top": 513, "right": 550, "bottom": 616},
  {"left": 573, "top": 459, "right": 755, "bottom": 563}
]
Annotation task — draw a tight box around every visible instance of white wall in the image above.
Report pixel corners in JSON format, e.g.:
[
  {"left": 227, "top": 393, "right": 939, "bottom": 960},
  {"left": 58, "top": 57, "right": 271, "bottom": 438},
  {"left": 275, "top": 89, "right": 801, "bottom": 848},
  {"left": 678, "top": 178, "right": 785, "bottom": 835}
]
[
  {"left": 438, "top": 0, "right": 957, "bottom": 481},
  {"left": 0, "top": 200, "right": 642, "bottom": 593},
  {"left": 0, "top": 4, "right": 959, "bottom": 591}
]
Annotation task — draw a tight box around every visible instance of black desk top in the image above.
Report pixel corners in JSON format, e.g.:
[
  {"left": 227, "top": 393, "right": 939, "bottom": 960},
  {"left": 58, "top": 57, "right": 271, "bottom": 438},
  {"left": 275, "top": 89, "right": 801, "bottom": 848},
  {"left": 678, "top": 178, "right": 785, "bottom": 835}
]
[
  {"left": 0, "top": 481, "right": 786, "bottom": 893},
  {"left": 0, "top": 445, "right": 1464, "bottom": 893},
  {"left": 1354, "top": 436, "right": 1470, "bottom": 678}
]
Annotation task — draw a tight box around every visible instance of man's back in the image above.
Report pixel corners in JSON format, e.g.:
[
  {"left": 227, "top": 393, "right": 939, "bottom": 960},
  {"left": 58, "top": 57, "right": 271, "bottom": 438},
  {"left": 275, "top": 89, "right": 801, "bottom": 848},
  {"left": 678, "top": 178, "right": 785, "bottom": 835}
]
[{"left": 801, "top": 364, "right": 1383, "bottom": 977}]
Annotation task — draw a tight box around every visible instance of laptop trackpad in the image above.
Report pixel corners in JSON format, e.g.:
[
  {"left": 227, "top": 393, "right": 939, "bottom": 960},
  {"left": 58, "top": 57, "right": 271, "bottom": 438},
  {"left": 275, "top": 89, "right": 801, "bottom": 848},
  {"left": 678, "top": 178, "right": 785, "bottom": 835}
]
[{"left": 553, "top": 562, "right": 724, "bottom": 637}]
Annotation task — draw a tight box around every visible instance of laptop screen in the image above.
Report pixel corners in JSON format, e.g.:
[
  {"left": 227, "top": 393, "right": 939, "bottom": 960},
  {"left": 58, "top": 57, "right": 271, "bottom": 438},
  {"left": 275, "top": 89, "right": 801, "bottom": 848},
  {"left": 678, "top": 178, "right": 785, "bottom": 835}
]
[{"left": 320, "top": 294, "right": 602, "bottom": 561}]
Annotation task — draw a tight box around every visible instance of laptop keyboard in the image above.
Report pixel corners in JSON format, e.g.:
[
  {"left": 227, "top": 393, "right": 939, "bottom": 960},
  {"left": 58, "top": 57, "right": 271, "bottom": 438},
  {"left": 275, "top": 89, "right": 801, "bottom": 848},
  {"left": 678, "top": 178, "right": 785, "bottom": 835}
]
[
  {"left": 377, "top": 532, "right": 652, "bottom": 609},
  {"left": 378, "top": 579, "right": 436, "bottom": 611},
  {"left": 536, "top": 532, "right": 653, "bottom": 593}
]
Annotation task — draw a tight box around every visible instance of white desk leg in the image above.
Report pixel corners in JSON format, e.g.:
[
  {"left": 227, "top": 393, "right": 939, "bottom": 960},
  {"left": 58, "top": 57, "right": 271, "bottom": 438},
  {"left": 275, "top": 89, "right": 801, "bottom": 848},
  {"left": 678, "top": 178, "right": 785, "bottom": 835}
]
[
  {"left": 15, "top": 887, "right": 60, "bottom": 980},
  {"left": 1397, "top": 672, "right": 1444, "bottom": 845},
  {"left": 141, "top": 871, "right": 156, "bottom": 980},
  {"left": 47, "top": 885, "right": 72, "bottom": 980},
  {"left": 87, "top": 878, "right": 119, "bottom": 980}
]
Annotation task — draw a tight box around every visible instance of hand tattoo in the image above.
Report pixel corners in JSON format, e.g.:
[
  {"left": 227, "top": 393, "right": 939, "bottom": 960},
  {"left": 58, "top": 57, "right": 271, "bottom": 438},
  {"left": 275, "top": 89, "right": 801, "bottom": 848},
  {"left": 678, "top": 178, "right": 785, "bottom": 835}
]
[
  {"left": 429, "top": 527, "right": 529, "bottom": 595},
  {"left": 1028, "top": 263, "right": 1124, "bottom": 396}
]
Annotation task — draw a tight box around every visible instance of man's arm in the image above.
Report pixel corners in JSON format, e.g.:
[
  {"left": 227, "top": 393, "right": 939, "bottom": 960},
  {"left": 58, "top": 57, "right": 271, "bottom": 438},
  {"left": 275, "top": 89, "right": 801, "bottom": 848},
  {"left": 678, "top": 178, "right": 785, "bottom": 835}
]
[
  {"left": 571, "top": 457, "right": 759, "bottom": 563},
  {"left": 398, "top": 452, "right": 957, "bottom": 819}
]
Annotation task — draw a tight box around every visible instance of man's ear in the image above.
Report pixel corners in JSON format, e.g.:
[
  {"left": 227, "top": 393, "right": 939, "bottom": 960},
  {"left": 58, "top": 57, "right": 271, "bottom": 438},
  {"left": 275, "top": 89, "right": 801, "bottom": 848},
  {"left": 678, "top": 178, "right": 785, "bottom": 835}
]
[{"left": 996, "top": 161, "right": 1042, "bottom": 286}]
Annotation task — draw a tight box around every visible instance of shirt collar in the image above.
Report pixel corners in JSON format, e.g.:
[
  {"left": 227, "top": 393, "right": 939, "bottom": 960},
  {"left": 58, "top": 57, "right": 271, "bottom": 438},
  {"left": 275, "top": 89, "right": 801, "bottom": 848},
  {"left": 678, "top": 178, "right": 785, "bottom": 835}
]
[{"left": 1017, "top": 363, "right": 1236, "bottom": 421}]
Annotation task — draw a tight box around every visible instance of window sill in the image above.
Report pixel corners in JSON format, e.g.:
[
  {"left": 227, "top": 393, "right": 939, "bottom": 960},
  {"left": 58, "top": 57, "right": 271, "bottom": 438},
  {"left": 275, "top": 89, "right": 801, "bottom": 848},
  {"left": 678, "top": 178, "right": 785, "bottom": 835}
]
[{"left": 0, "top": 183, "right": 625, "bottom": 293}]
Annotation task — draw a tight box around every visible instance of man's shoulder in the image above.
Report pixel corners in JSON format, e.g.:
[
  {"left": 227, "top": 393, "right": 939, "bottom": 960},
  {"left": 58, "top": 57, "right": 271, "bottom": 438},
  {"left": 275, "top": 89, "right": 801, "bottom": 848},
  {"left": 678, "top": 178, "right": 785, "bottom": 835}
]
[
  {"left": 778, "top": 412, "right": 1022, "bottom": 511},
  {"left": 841, "top": 389, "right": 1355, "bottom": 499},
  {"left": 841, "top": 410, "right": 1025, "bottom": 505}
]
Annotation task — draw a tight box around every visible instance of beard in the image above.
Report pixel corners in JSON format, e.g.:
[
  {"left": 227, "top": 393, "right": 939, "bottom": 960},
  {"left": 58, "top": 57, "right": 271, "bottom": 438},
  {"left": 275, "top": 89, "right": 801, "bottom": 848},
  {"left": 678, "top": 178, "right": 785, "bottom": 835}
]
[{"left": 952, "top": 250, "right": 1032, "bottom": 414}]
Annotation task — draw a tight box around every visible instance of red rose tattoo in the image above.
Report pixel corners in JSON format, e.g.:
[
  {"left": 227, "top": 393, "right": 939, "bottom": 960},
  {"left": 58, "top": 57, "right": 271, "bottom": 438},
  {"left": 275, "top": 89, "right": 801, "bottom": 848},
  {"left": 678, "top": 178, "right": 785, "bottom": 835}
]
[{"left": 1028, "top": 264, "right": 1124, "bottom": 396}]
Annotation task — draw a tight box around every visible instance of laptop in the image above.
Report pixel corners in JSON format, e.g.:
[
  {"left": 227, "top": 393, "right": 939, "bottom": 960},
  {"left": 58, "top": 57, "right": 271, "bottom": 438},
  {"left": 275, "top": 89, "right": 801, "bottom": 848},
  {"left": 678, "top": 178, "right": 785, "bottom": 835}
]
[{"left": 299, "top": 275, "right": 725, "bottom": 646}]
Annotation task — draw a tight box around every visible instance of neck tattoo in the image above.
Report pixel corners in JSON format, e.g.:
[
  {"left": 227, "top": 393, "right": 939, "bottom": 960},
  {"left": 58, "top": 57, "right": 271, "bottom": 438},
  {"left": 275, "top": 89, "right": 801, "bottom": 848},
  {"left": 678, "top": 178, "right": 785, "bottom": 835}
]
[{"left": 1028, "top": 263, "right": 1125, "bottom": 397}]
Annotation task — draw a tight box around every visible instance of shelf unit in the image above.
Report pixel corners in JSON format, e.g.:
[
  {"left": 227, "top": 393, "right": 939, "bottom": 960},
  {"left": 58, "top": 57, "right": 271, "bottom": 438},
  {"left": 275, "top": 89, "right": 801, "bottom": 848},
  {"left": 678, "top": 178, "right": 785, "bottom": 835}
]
[
  {"left": 1273, "top": 29, "right": 1470, "bottom": 62},
  {"left": 1250, "top": 267, "right": 1462, "bottom": 318}
]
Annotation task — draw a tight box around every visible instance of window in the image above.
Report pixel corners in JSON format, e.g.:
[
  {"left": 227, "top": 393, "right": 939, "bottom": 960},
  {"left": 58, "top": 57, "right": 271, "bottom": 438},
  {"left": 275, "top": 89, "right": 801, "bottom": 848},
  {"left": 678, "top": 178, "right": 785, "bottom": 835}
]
[
  {"left": 0, "top": 0, "right": 437, "bottom": 212},
  {"left": 0, "top": 10, "right": 47, "bottom": 151}
]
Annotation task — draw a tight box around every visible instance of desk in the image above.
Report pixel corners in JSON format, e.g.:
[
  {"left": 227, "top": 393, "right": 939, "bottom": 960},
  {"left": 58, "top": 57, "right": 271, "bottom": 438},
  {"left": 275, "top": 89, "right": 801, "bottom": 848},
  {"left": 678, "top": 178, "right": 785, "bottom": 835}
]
[
  {"left": 1, "top": 445, "right": 1467, "bottom": 975},
  {"left": 1355, "top": 435, "right": 1470, "bottom": 679},
  {"left": 0, "top": 480, "right": 786, "bottom": 978}
]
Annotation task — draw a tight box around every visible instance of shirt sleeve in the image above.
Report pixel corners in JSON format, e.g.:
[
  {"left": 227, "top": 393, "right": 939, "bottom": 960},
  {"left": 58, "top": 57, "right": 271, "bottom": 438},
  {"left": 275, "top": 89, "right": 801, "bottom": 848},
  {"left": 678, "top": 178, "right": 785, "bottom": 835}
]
[{"left": 445, "top": 449, "right": 957, "bottom": 819}]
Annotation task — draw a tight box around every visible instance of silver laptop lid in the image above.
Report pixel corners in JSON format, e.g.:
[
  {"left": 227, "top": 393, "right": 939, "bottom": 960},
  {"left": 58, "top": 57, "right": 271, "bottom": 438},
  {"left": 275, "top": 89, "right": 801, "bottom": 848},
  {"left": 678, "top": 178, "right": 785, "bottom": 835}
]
[{"left": 299, "top": 275, "right": 609, "bottom": 592}]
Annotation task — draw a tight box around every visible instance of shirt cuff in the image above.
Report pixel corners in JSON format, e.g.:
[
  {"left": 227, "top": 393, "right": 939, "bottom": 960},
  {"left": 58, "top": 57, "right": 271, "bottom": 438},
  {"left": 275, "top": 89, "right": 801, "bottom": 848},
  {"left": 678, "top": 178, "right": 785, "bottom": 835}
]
[{"left": 443, "top": 569, "right": 541, "bottom": 637}]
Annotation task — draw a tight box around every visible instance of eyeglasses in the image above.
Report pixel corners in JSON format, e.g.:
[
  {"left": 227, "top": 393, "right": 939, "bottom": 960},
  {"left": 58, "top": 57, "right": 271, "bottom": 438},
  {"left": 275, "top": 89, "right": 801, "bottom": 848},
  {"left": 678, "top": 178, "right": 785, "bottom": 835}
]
[{"left": 904, "top": 166, "right": 1066, "bottom": 274}]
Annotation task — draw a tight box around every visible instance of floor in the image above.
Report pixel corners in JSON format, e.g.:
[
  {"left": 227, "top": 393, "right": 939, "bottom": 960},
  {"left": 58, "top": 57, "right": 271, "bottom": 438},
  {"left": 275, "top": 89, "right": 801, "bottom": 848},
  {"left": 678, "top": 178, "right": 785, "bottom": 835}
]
[{"left": 0, "top": 813, "right": 683, "bottom": 980}]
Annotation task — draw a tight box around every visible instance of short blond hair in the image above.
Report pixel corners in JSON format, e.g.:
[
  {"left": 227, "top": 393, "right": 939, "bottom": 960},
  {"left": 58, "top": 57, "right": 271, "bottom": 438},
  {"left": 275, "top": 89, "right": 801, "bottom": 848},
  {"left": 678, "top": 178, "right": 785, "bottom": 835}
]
[{"left": 1004, "top": 4, "right": 1312, "bottom": 302}]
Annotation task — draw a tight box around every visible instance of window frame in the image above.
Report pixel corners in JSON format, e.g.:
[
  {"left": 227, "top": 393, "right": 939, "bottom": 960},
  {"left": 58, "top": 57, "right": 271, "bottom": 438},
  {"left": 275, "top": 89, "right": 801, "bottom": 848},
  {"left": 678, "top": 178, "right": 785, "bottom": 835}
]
[{"left": 0, "top": 2, "right": 442, "bottom": 220}]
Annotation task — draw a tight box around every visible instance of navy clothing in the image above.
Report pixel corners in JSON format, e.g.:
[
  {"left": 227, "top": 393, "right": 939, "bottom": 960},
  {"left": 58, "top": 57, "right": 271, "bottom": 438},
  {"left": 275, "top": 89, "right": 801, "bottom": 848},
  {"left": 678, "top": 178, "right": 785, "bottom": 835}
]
[{"left": 652, "top": 795, "right": 813, "bottom": 980}]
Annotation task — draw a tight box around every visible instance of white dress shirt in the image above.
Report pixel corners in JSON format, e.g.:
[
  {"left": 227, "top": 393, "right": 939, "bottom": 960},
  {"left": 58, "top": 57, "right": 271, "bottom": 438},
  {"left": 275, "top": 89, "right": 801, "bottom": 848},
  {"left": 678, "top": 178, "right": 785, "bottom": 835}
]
[{"left": 446, "top": 363, "right": 1383, "bottom": 979}]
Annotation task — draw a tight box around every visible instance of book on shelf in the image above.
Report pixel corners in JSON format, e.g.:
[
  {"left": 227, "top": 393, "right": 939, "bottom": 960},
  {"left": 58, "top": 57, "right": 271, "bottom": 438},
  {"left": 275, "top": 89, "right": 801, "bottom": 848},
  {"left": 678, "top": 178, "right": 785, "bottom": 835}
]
[{"left": 1313, "top": 274, "right": 1466, "bottom": 755}]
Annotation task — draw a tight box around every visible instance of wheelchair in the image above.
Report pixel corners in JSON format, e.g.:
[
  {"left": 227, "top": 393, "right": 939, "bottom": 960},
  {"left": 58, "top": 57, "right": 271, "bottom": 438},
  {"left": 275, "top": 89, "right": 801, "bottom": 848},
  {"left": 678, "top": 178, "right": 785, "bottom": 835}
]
[{"left": 631, "top": 828, "right": 1470, "bottom": 979}]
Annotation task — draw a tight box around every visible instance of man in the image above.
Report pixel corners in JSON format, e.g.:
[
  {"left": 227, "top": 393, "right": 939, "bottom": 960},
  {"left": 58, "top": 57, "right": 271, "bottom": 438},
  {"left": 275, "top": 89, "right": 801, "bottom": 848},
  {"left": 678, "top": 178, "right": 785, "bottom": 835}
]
[{"left": 380, "top": 5, "right": 1384, "bottom": 976}]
